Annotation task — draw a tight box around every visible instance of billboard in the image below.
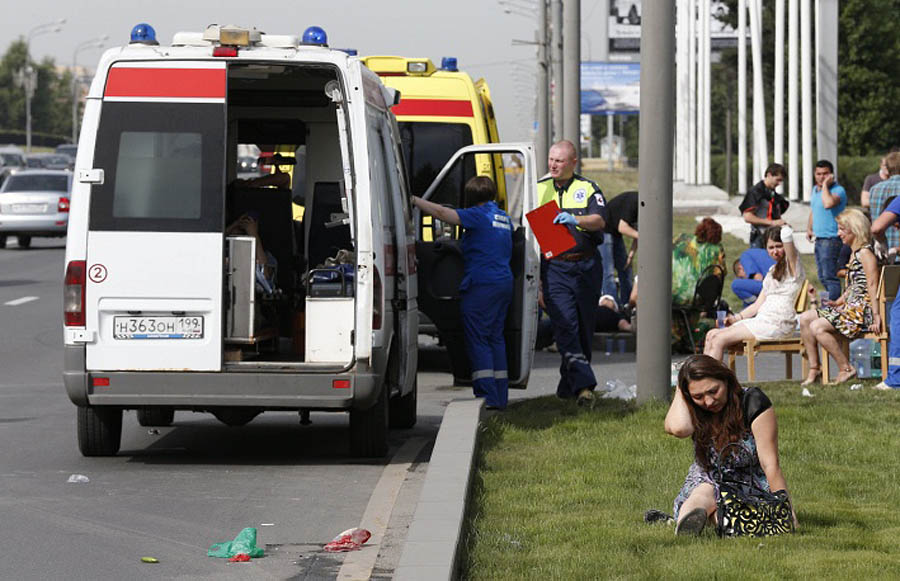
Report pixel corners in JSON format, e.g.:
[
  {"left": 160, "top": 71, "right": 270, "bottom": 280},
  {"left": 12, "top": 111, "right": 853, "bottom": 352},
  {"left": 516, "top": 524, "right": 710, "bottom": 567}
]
[
  {"left": 609, "top": 1, "right": 739, "bottom": 52},
  {"left": 580, "top": 62, "right": 640, "bottom": 115}
]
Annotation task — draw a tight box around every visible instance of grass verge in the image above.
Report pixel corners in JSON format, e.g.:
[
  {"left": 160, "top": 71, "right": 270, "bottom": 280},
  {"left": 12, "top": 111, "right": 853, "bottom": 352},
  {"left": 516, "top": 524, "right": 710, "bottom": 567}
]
[{"left": 463, "top": 382, "right": 900, "bottom": 579}]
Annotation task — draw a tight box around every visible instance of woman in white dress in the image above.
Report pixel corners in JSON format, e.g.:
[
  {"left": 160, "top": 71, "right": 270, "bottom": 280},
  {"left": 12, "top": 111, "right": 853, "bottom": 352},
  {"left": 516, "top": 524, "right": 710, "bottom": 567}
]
[{"left": 704, "top": 225, "right": 804, "bottom": 360}]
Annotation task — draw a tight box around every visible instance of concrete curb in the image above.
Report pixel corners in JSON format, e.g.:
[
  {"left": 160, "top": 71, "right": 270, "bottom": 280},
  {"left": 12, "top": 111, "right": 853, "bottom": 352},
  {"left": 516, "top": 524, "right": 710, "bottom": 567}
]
[{"left": 393, "top": 398, "right": 484, "bottom": 581}]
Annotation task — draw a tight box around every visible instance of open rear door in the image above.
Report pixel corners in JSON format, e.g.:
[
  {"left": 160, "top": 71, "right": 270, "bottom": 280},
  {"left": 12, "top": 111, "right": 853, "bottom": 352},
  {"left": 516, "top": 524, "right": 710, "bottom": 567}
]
[{"left": 414, "top": 143, "right": 538, "bottom": 387}]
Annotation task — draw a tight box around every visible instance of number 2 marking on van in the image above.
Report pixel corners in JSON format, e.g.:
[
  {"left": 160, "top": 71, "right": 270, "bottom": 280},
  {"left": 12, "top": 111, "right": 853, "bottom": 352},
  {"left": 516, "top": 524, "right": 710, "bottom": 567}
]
[{"left": 89, "top": 264, "right": 108, "bottom": 283}]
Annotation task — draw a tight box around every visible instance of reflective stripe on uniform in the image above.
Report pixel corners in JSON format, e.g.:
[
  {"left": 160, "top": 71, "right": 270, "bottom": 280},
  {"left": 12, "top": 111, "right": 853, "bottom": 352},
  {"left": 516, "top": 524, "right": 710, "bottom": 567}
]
[
  {"left": 472, "top": 369, "right": 494, "bottom": 381},
  {"left": 494, "top": 370, "right": 508, "bottom": 379},
  {"left": 889, "top": 357, "right": 900, "bottom": 366}
]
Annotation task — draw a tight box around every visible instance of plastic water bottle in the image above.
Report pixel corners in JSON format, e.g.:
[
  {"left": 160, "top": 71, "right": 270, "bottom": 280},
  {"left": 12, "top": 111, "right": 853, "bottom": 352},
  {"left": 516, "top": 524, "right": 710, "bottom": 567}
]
[
  {"left": 871, "top": 341, "right": 883, "bottom": 379},
  {"left": 850, "top": 339, "right": 872, "bottom": 378}
]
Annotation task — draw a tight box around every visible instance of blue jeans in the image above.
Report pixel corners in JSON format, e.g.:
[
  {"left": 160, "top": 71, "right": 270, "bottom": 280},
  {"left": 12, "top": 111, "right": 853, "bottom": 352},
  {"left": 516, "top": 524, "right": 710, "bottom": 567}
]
[
  {"left": 597, "top": 235, "right": 633, "bottom": 307},
  {"left": 815, "top": 237, "right": 843, "bottom": 301}
]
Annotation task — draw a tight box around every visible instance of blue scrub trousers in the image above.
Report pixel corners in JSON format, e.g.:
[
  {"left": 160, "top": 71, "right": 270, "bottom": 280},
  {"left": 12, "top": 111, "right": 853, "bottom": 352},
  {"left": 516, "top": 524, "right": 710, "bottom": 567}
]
[
  {"left": 542, "top": 257, "right": 601, "bottom": 398},
  {"left": 461, "top": 279, "right": 513, "bottom": 409},
  {"left": 886, "top": 293, "right": 900, "bottom": 387},
  {"left": 732, "top": 278, "right": 764, "bottom": 306}
]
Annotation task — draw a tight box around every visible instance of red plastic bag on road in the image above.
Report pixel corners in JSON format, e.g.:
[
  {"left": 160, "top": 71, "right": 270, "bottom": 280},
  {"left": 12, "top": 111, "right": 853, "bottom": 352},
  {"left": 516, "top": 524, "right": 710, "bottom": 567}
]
[
  {"left": 323, "top": 527, "right": 371, "bottom": 552},
  {"left": 227, "top": 553, "right": 252, "bottom": 563}
]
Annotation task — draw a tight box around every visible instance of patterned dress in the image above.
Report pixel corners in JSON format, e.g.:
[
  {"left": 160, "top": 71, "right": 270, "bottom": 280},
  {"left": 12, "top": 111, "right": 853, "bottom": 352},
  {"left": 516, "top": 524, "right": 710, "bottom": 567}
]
[
  {"left": 672, "top": 234, "right": 726, "bottom": 305},
  {"left": 818, "top": 244, "right": 874, "bottom": 339},
  {"left": 673, "top": 388, "right": 772, "bottom": 519}
]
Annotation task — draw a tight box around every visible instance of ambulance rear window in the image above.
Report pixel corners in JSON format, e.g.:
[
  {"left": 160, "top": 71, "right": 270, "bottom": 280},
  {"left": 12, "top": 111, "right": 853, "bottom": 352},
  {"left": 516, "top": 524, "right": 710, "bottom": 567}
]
[
  {"left": 89, "top": 102, "right": 224, "bottom": 232},
  {"left": 399, "top": 122, "right": 475, "bottom": 207}
]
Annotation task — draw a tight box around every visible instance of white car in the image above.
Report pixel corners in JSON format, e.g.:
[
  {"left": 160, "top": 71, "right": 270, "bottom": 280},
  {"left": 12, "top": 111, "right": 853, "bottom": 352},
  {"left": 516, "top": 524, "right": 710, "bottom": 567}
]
[{"left": 0, "top": 169, "right": 71, "bottom": 249}]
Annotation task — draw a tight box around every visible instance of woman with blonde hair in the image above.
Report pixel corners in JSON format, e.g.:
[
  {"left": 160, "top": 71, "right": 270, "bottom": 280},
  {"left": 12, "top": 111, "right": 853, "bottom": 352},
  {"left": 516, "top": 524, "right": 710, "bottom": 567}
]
[{"left": 799, "top": 208, "right": 881, "bottom": 385}]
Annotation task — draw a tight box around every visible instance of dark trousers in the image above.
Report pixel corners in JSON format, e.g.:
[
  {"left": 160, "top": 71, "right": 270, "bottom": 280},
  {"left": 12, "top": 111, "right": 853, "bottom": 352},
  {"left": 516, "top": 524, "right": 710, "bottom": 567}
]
[
  {"left": 461, "top": 279, "right": 513, "bottom": 409},
  {"left": 541, "top": 257, "right": 601, "bottom": 398},
  {"left": 815, "top": 237, "right": 843, "bottom": 301},
  {"left": 598, "top": 234, "right": 633, "bottom": 307}
]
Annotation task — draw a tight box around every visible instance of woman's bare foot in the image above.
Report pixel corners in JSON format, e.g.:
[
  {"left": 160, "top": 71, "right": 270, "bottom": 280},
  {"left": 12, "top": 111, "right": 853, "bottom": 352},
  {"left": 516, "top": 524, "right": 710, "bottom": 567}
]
[
  {"left": 830, "top": 367, "right": 857, "bottom": 385},
  {"left": 801, "top": 366, "right": 821, "bottom": 386}
]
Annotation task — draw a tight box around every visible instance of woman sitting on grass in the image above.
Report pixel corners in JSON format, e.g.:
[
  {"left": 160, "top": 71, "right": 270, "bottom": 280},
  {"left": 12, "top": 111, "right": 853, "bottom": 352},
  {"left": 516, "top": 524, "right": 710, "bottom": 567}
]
[
  {"left": 662, "top": 355, "right": 796, "bottom": 535},
  {"left": 798, "top": 208, "right": 881, "bottom": 385},
  {"left": 703, "top": 225, "right": 804, "bottom": 360}
]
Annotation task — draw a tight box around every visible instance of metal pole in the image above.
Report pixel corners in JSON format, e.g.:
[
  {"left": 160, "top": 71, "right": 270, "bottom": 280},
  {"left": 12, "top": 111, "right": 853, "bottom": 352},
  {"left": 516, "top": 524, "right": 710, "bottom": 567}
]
[
  {"left": 25, "top": 66, "right": 33, "bottom": 152},
  {"left": 563, "top": 0, "right": 581, "bottom": 165},
  {"left": 749, "top": 0, "right": 769, "bottom": 177},
  {"left": 675, "top": 0, "right": 688, "bottom": 182},
  {"left": 801, "top": 0, "right": 813, "bottom": 201},
  {"left": 815, "top": 0, "right": 838, "bottom": 175},
  {"left": 607, "top": 113, "right": 614, "bottom": 170},
  {"left": 774, "top": 0, "right": 785, "bottom": 190},
  {"left": 696, "top": 0, "right": 705, "bottom": 184},
  {"left": 701, "top": 0, "right": 711, "bottom": 184},
  {"left": 687, "top": 0, "right": 696, "bottom": 184},
  {"left": 636, "top": 2, "right": 675, "bottom": 404},
  {"left": 551, "top": 0, "right": 564, "bottom": 142},
  {"left": 737, "top": 0, "right": 747, "bottom": 195},
  {"left": 536, "top": 2, "right": 550, "bottom": 166},
  {"left": 788, "top": 0, "right": 799, "bottom": 200}
]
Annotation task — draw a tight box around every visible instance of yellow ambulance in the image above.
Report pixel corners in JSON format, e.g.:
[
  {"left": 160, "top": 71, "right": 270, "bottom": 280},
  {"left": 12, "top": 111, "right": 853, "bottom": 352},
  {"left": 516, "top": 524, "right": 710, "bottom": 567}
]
[{"left": 360, "top": 56, "right": 507, "bottom": 209}]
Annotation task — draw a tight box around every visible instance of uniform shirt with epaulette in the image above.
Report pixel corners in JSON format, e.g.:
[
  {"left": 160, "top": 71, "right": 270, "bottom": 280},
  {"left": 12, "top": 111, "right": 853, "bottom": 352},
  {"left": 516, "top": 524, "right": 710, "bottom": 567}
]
[{"left": 537, "top": 173, "right": 608, "bottom": 256}]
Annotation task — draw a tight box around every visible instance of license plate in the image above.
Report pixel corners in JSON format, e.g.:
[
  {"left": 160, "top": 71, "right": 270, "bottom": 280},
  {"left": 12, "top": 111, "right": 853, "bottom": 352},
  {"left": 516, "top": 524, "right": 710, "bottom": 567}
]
[
  {"left": 11, "top": 203, "right": 47, "bottom": 214},
  {"left": 113, "top": 316, "right": 204, "bottom": 340}
]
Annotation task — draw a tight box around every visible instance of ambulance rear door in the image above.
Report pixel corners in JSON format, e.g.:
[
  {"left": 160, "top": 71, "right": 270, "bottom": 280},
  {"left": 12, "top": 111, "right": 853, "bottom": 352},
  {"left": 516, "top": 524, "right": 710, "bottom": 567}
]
[
  {"left": 415, "top": 143, "right": 539, "bottom": 387},
  {"left": 85, "top": 61, "right": 226, "bottom": 372}
]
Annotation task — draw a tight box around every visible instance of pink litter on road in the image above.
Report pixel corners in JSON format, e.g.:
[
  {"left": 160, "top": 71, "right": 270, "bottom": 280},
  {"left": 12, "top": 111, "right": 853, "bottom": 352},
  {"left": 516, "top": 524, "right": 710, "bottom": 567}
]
[{"left": 323, "top": 527, "right": 371, "bottom": 552}]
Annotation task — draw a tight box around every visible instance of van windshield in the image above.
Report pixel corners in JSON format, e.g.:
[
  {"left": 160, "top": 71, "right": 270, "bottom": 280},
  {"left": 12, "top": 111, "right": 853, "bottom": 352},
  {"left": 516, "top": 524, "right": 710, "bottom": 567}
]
[{"left": 399, "top": 122, "right": 475, "bottom": 207}]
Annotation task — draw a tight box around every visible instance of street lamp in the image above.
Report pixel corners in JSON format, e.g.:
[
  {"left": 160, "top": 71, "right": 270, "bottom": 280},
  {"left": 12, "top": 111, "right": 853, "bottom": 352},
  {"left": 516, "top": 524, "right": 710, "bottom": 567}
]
[
  {"left": 21, "top": 19, "right": 66, "bottom": 151},
  {"left": 72, "top": 35, "right": 108, "bottom": 144}
]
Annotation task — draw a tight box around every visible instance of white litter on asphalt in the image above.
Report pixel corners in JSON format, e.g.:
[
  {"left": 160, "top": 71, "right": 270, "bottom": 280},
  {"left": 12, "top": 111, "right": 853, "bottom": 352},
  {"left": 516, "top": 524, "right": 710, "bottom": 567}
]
[
  {"left": 67, "top": 474, "right": 90, "bottom": 483},
  {"left": 4, "top": 296, "right": 39, "bottom": 306}
]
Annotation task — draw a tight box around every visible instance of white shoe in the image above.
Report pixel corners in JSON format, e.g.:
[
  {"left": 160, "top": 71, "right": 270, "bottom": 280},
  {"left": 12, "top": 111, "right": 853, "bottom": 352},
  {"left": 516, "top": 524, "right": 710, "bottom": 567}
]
[{"left": 872, "top": 381, "right": 894, "bottom": 391}]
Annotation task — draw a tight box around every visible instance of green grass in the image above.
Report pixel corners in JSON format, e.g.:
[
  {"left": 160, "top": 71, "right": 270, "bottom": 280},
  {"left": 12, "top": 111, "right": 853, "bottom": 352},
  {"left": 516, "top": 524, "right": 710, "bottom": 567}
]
[{"left": 463, "top": 383, "right": 900, "bottom": 579}]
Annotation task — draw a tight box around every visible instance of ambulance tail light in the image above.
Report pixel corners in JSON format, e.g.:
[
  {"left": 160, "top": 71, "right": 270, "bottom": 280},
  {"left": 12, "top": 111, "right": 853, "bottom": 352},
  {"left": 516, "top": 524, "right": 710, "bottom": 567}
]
[
  {"left": 58, "top": 196, "right": 70, "bottom": 213},
  {"left": 64, "top": 260, "right": 86, "bottom": 327},
  {"left": 213, "top": 46, "right": 238, "bottom": 57},
  {"left": 373, "top": 266, "right": 382, "bottom": 330}
]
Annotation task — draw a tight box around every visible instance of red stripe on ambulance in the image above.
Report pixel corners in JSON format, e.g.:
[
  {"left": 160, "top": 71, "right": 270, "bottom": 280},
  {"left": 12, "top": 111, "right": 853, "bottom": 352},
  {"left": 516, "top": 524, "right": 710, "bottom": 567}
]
[
  {"left": 104, "top": 68, "right": 226, "bottom": 99},
  {"left": 391, "top": 99, "right": 473, "bottom": 117}
]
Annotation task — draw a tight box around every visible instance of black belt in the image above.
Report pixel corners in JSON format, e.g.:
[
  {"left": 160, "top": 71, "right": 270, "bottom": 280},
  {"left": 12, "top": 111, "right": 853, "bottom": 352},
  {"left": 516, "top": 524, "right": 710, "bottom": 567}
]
[{"left": 556, "top": 252, "right": 590, "bottom": 262}]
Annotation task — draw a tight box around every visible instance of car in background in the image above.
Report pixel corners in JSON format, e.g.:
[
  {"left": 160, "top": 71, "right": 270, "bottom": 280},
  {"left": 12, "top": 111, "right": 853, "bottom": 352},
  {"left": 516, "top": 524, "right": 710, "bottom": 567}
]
[
  {"left": 0, "top": 147, "right": 26, "bottom": 187},
  {"left": 55, "top": 143, "right": 78, "bottom": 159},
  {"left": 25, "top": 153, "right": 74, "bottom": 170},
  {"left": 236, "top": 155, "right": 261, "bottom": 180},
  {"left": 0, "top": 169, "right": 72, "bottom": 249}
]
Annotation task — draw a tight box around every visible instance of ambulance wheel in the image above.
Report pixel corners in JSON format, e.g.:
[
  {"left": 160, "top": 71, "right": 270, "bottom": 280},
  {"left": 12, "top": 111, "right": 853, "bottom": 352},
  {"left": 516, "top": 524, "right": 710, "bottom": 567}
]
[
  {"left": 136, "top": 407, "right": 175, "bottom": 427},
  {"left": 212, "top": 408, "right": 260, "bottom": 427},
  {"left": 77, "top": 406, "right": 122, "bottom": 457},
  {"left": 349, "top": 385, "right": 388, "bottom": 457},
  {"left": 17, "top": 235, "right": 31, "bottom": 249},
  {"left": 0, "top": 236, "right": 6, "bottom": 249},
  {"left": 389, "top": 377, "right": 417, "bottom": 429}
]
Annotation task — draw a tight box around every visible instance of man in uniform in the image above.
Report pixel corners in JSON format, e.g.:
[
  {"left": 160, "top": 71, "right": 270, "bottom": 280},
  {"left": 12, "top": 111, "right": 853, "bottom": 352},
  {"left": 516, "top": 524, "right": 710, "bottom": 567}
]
[{"left": 538, "top": 140, "right": 607, "bottom": 406}]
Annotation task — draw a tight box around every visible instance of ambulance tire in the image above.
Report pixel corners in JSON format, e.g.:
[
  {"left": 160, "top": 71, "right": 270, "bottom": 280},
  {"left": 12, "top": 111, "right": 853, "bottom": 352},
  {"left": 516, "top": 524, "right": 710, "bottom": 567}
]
[
  {"left": 212, "top": 408, "right": 260, "bottom": 427},
  {"left": 389, "top": 377, "right": 417, "bottom": 429},
  {"left": 77, "top": 406, "right": 122, "bottom": 457},
  {"left": 349, "top": 384, "right": 388, "bottom": 457},
  {"left": 17, "top": 235, "right": 31, "bottom": 249},
  {"left": 136, "top": 407, "right": 175, "bottom": 427}
]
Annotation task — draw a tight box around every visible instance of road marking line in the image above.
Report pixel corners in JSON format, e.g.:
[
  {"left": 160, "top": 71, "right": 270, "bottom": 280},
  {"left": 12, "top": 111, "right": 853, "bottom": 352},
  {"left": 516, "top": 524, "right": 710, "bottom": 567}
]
[
  {"left": 4, "top": 296, "right": 38, "bottom": 306},
  {"left": 338, "top": 437, "right": 428, "bottom": 581}
]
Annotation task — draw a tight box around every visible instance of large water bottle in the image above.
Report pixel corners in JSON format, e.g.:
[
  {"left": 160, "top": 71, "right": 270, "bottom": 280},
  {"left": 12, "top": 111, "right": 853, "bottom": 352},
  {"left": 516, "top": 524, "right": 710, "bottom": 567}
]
[
  {"left": 850, "top": 339, "right": 872, "bottom": 378},
  {"left": 871, "top": 341, "right": 883, "bottom": 379}
]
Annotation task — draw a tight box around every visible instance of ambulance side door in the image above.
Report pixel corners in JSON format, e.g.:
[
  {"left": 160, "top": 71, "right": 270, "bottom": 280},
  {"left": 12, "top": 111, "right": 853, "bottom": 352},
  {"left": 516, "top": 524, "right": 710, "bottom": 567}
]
[{"left": 415, "top": 143, "right": 539, "bottom": 387}]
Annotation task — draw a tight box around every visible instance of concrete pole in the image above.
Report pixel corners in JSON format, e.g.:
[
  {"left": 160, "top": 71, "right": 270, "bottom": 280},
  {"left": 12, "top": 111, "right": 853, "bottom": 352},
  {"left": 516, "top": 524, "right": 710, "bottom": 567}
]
[
  {"left": 551, "top": 0, "right": 564, "bottom": 142},
  {"left": 696, "top": 0, "right": 704, "bottom": 184},
  {"left": 701, "top": 0, "right": 711, "bottom": 184},
  {"left": 563, "top": 0, "right": 582, "bottom": 164},
  {"left": 675, "top": 0, "right": 689, "bottom": 182},
  {"left": 801, "top": 0, "right": 813, "bottom": 201},
  {"left": 788, "top": 0, "right": 799, "bottom": 200},
  {"left": 774, "top": 0, "right": 785, "bottom": 192},
  {"left": 749, "top": 0, "right": 768, "bottom": 178},
  {"left": 815, "top": 0, "right": 839, "bottom": 175},
  {"left": 536, "top": 1, "right": 550, "bottom": 167},
  {"left": 692, "top": 0, "right": 699, "bottom": 184},
  {"left": 636, "top": 2, "right": 675, "bottom": 404},
  {"left": 737, "top": 0, "right": 747, "bottom": 195}
]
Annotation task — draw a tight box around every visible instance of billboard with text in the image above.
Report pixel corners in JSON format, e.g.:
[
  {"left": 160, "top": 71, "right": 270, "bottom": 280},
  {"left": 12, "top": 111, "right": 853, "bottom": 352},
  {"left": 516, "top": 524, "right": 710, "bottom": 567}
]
[{"left": 581, "top": 62, "right": 640, "bottom": 115}]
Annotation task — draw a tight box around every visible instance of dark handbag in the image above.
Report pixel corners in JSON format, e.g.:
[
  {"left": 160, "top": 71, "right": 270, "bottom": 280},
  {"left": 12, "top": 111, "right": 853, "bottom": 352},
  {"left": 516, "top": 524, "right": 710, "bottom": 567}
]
[{"left": 714, "top": 443, "right": 795, "bottom": 537}]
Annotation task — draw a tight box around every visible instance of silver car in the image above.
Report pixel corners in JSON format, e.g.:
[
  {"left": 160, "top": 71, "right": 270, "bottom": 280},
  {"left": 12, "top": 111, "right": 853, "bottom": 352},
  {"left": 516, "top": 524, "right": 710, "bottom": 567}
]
[{"left": 0, "top": 170, "right": 72, "bottom": 249}]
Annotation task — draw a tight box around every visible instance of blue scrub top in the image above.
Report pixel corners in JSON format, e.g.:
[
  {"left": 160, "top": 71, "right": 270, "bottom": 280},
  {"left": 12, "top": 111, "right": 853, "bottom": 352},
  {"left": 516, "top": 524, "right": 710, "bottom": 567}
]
[
  {"left": 740, "top": 248, "right": 775, "bottom": 277},
  {"left": 456, "top": 201, "right": 513, "bottom": 285},
  {"left": 810, "top": 183, "right": 847, "bottom": 238}
]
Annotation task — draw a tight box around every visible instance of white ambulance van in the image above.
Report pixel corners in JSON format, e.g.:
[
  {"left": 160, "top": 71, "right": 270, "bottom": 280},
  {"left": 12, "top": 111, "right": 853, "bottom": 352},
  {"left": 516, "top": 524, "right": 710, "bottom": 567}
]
[{"left": 63, "top": 24, "right": 539, "bottom": 457}]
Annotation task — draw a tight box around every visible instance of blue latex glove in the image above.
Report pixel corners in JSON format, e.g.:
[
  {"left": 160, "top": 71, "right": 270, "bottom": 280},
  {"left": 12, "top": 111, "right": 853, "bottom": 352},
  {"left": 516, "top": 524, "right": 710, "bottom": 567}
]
[{"left": 553, "top": 212, "right": 577, "bottom": 226}]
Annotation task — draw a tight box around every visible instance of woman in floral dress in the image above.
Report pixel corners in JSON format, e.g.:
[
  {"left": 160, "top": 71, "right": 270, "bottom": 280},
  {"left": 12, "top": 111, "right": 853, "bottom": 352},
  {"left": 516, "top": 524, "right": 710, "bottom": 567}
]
[{"left": 799, "top": 208, "right": 882, "bottom": 385}]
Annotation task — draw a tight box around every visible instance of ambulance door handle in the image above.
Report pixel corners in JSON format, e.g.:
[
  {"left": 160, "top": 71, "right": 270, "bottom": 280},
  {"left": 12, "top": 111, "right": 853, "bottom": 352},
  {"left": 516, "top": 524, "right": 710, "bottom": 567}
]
[{"left": 78, "top": 169, "right": 104, "bottom": 184}]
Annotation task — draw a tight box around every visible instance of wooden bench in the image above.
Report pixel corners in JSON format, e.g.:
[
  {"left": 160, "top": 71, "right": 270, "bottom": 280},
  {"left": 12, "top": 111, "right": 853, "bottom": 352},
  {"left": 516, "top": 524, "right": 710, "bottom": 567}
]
[
  {"left": 727, "top": 280, "right": 810, "bottom": 382},
  {"left": 820, "top": 265, "right": 900, "bottom": 383}
]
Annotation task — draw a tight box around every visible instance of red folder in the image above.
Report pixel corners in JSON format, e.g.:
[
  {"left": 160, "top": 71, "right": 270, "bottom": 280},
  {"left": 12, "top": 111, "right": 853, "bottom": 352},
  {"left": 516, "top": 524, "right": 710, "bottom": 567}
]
[{"left": 525, "top": 199, "right": 577, "bottom": 259}]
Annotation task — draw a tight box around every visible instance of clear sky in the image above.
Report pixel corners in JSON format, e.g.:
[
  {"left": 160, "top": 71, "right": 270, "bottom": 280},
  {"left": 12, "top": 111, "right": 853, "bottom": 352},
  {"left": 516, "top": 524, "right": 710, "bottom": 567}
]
[{"left": 2, "top": 0, "right": 610, "bottom": 142}]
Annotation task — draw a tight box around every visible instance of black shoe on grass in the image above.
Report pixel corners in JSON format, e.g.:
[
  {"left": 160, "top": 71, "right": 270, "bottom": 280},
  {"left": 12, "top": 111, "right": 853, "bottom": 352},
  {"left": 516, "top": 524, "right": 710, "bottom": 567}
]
[
  {"left": 644, "top": 509, "right": 675, "bottom": 525},
  {"left": 675, "top": 508, "right": 707, "bottom": 536}
]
